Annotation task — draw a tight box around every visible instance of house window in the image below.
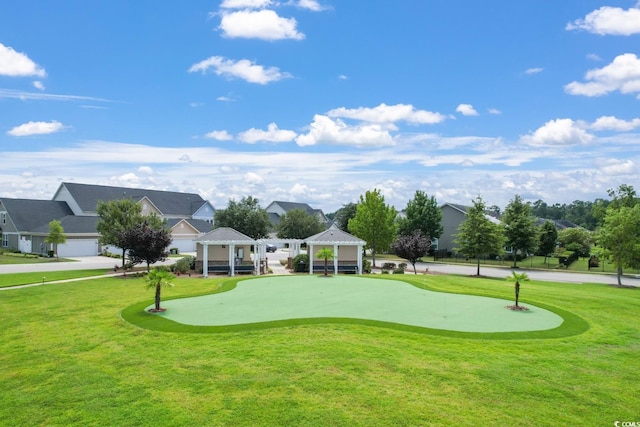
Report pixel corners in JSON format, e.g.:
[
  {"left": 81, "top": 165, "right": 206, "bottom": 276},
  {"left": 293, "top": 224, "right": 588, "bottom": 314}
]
[
  {"left": 431, "top": 238, "right": 439, "bottom": 250},
  {"left": 0, "top": 212, "right": 6, "bottom": 224},
  {"left": 2, "top": 233, "right": 8, "bottom": 247}
]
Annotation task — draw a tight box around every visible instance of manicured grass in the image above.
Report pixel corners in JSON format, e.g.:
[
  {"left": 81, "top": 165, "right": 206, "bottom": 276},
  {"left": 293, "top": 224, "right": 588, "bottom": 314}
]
[
  {"left": 0, "top": 269, "right": 111, "bottom": 288},
  {"left": 0, "top": 253, "right": 75, "bottom": 265},
  {"left": 1, "top": 273, "right": 638, "bottom": 425}
]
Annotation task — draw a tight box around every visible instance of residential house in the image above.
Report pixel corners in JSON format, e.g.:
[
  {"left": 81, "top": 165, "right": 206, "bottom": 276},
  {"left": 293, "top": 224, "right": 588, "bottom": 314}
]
[
  {"left": 438, "top": 203, "right": 502, "bottom": 255},
  {"left": 0, "top": 182, "right": 215, "bottom": 256},
  {"left": 265, "top": 201, "right": 328, "bottom": 226}
]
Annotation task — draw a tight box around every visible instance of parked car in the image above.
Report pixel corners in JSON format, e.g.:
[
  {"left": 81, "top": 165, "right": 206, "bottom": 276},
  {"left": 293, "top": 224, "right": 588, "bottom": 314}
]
[{"left": 266, "top": 244, "right": 277, "bottom": 253}]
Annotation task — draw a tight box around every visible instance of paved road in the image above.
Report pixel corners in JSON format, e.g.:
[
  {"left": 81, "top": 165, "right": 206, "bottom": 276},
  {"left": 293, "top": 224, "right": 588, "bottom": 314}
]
[
  {"left": 0, "top": 255, "right": 176, "bottom": 275},
  {"left": 407, "top": 260, "right": 640, "bottom": 287},
  {"left": 2, "top": 252, "right": 638, "bottom": 288}
]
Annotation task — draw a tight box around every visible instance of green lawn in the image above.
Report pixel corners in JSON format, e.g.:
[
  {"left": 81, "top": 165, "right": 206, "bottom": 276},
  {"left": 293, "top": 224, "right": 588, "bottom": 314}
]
[
  {"left": 0, "top": 273, "right": 638, "bottom": 425},
  {"left": 0, "top": 270, "right": 112, "bottom": 288},
  {"left": 0, "top": 253, "right": 75, "bottom": 265}
]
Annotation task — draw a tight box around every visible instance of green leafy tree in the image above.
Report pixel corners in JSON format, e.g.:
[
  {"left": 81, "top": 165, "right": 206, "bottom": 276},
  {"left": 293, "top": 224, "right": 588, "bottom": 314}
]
[
  {"left": 598, "top": 203, "right": 640, "bottom": 286},
  {"left": 145, "top": 268, "right": 175, "bottom": 312},
  {"left": 537, "top": 220, "right": 558, "bottom": 264},
  {"left": 315, "top": 247, "right": 335, "bottom": 277},
  {"left": 502, "top": 195, "right": 538, "bottom": 268},
  {"left": 333, "top": 202, "right": 358, "bottom": 232},
  {"left": 506, "top": 271, "right": 529, "bottom": 308},
  {"left": 397, "top": 191, "right": 443, "bottom": 239},
  {"left": 454, "top": 196, "right": 505, "bottom": 276},
  {"left": 558, "top": 227, "right": 592, "bottom": 257},
  {"left": 45, "top": 219, "right": 67, "bottom": 260},
  {"left": 97, "top": 199, "right": 145, "bottom": 267},
  {"left": 119, "top": 220, "right": 172, "bottom": 271},
  {"left": 213, "top": 196, "right": 271, "bottom": 239},
  {"left": 391, "top": 230, "right": 431, "bottom": 274},
  {"left": 348, "top": 189, "right": 397, "bottom": 267},
  {"left": 276, "top": 209, "right": 325, "bottom": 239}
]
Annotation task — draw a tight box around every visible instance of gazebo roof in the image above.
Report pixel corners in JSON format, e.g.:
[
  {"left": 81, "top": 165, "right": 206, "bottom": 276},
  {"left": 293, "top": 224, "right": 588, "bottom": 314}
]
[
  {"left": 305, "top": 227, "right": 365, "bottom": 245},
  {"left": 195, "top": 227, "right": 256, "bottom": 244}
]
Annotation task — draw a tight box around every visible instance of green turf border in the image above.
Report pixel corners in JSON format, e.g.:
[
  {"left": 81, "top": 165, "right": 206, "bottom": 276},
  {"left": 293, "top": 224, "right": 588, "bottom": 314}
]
[{"left": 121, "top": 275, "right": 589, "bottom": 340}]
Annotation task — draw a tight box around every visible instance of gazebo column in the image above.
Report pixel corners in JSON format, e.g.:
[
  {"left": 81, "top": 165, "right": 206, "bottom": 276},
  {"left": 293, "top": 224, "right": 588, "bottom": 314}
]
[
  {"left": 333, "top": 244, "right": 339, "bottom": 274},
  {"left": 254, "top": 242, "right": 259, "bottom": 275},
  {"left": 308, "top": 243, "right": 314, "bottom": 274},
  {"left": 203, "top": 243, "right": 209, "bottom": 278},
  {"left": 357, "top": 244, "right": 363, "bottom": 275},
  {"left": 229, "top": 243, "right": 235, "bottom": 276}
]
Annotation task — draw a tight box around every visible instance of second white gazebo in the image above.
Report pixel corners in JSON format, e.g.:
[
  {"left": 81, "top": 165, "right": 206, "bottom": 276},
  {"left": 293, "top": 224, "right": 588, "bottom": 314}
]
[{"left": 305, "top": 225, "right": 366, "bottom": 275}]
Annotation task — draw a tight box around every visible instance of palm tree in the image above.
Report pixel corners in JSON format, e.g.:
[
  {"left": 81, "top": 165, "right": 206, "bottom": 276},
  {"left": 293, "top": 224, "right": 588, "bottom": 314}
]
[
  {"left": 145, "top": 268, "right": 175, "bottom": 312},
  {"left": 506, "top": 271, "right": 529, "bottom": 307},
  {"left": 316, "top": 247, "right": 335, "bottom": 277}
]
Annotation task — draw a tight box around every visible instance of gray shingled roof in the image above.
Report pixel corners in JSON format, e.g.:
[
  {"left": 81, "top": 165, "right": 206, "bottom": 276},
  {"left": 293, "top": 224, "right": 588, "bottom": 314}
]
[
  {"left": 166, "top": 218, "right": 214, "bottom": 233},
  {"left": 305, "top": 227, "right": 365, "bottom": 245},
  {"left": 272, "top": 201, "right": 317, "bottom": 216},
  {"left": 0, "top": 198, "right": 73, "bottom": 232},
  {"left": 32, "top": 215, "right": 100, "bottom": 234},
  {"left": 195, "top": 227, "right": 256, "bottom": 243},
  {"left": 60, "top": 182, "right": 208, "bottom": 216}
]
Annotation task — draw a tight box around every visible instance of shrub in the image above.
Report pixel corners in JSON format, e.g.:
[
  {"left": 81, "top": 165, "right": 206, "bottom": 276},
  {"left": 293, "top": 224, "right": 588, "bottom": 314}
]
[
  {"left": 362, "top": 259, "right": 372, "bottom": 274},
  {"left": 173, "top": 256, "right": 195, "bottom": 274},
  {"left": 293, "top": 254, "right": 309, "bottom": 273},
  {"left": 382, "top": 262, "right": 396, "bottom": 270},
  {"left": 392, "top": 268, "right": 405, "bottom": 274}
]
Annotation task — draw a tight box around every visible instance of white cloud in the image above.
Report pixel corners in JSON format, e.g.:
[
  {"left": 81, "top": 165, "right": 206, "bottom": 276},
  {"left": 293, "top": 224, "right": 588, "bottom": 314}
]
[
  {"left": 564, "top": 53, "right": 640, "bottom": 98},
  {"left": 295, "top": 114, "right": 395, "bottom": 147},
  {"left": 244, "top": 172, "right": 264, "bottom": 184},
  {"left": 33, "top": 81, "right": 45, "bottom": 90},
  {"left": 488, "top": 108, "right": 502, "bottom": 115},
  {"left": 216, "top": 96, "right": 234, "bottom": 102},
  {"left": 0, "top": 43, "right": 46, "bottom": 77},
  {"left": 290, "top": 183, "right": 309, "bottom": 196},
  {"left": 204, "top": 130, "right": 233, "bottom": 141},
  {"left": 586, "top": 53, "right": 602, "bottom": 61},
  {"left": 7, "top": 120, "right": 64, "bottom": 136},
  {"left": 220, "top": 0, "right": 273, "bottom": 9},
  {"left": 290, "top": 0, "right": 327, "bottom": 11},
  {"left": 520, "top": 118, "right": 595, "bottom": 146},
  {"left": 327, "top": 103, "right": 446, "bottom": 125},
  {"left": 138, "top": 166, "right": 154, "bottom": 175},
  {"left": 338, "top": 74, "right": 348, "bottom": 80},
  {"left": 456, "top": 104, "right": 479, "bottom": 116},
  {"left": 238, "top": 122, "right": 297, "bottom": 143},
  {"left": 566, "top": 6, "right": 640, "bottom": 36},
  {"left": 189, "top": 56, "right": 292, "bottom": 84},
  {"left": 590, "top": 116, "right": 640, "bottom": 132},
  {"left": 0, "top": 88, "right": 109, "bottom": 103},
  {"left": 219, "top": 9, "right": 305, "bottom": 40},
  {"left": 597, "top": 159, "right": 636, "bottom": 175},
  {"left": 525, "top": 67, "right": 543, "bottom": 74}
]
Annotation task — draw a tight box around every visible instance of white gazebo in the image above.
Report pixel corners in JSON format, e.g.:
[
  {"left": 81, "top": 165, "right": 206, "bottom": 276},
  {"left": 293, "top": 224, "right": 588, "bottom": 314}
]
[
  {"left": 305, "top": 225, "right": 366, "bottom": 274},
  {"left": 195, "top": 227, "right": 257, "bottom": 277}
]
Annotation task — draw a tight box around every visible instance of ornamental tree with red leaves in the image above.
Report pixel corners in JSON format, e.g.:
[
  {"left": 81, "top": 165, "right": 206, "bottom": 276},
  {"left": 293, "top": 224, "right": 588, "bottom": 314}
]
[
  {"left": 391, "top": 230, "right": 431, "bottom": 274},
  {"left": 119, "top": 220, "right": 172, "bottom": 271}
]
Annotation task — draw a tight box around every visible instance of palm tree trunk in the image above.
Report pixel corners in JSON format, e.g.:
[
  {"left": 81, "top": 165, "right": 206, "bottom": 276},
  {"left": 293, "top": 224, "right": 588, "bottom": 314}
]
[
  {"left": 515, "top": 281, "right": 520, "bottom": 307},
  {"left": 476, "top": 257, "right": 480, "bottom": 276},
  {"left": 155, "top": 284, "right": 161, "bottom": 310},
  {"left": 324, "top": 258, "right": 328, "bottom": 276}
]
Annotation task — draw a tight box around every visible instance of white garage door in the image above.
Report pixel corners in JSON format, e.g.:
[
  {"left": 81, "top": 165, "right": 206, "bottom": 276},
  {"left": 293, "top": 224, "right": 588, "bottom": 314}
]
[
  {"left": 57, "top": 239, "right": 99, "bottom": 257},
  {"left": 171, "top": 238, "right": 196, "bottom": 254}
]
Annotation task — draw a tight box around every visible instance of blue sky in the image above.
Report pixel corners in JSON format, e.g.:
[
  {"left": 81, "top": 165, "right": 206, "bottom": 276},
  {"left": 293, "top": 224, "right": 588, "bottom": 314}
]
[{"left": 1, "top": 0, "right": 640, "bottom": 213}]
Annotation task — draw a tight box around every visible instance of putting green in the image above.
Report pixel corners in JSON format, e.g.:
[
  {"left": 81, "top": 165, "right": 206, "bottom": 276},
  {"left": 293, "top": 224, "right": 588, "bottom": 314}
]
[{"left": 150, "top": 276, "right": 563, "bottom": 333}]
